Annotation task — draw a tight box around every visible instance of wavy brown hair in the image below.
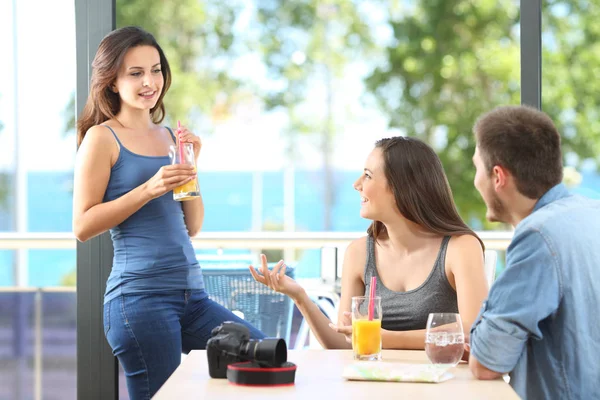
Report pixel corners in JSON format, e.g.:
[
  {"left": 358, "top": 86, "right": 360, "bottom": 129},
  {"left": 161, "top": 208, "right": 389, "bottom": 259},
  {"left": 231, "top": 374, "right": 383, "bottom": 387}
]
[
  {"left": 367, "top": 137, "right": 483, "bottom": 249},
  {"left": 76, "top": 26, "right": 171, "bottom": 147}
]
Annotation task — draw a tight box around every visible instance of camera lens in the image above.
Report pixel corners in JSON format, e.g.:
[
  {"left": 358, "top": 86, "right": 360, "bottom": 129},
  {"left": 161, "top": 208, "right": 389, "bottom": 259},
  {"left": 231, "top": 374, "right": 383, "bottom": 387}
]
[{"left": 246, "top": 338, "right": 287, "bottom": 367}]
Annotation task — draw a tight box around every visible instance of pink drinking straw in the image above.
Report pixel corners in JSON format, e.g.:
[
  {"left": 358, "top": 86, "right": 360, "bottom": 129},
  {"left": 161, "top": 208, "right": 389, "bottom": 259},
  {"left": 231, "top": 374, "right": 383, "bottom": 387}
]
[
  {"left": 177, "top": 120, "right": 184, "bottom": 163},
  {"left": 368, "top": 276, "right": 377, "bottom": 321}
]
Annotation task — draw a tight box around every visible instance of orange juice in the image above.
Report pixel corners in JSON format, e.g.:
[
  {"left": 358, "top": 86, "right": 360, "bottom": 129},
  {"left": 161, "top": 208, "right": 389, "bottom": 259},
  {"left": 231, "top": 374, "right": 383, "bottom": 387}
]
[
  {"left": 170, "top": 140, "right": 201, "bottom": 201},
  {"left": 173, "top": 178, "right": 199, "bottom": 201},
  {"left": 352, "top": 319, "right": 381, "bottom": 356}
]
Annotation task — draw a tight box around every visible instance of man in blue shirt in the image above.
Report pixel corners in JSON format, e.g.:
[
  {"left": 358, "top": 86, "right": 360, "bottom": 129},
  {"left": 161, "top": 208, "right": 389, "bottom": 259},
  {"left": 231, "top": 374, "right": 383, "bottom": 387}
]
[{"left": 469, "top": 105, "right": 600, "bottom": 399}]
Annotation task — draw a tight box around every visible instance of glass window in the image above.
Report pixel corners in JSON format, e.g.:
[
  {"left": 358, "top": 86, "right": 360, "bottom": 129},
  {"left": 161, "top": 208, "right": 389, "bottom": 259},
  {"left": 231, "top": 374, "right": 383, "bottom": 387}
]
[
  {"left": 116, "top": 0, "right": 520, "bottom": 251},
  {"left": 542, "top": 0, "right": 600, "bottom": 200},
  {"left": 0, "top": 0, "right": 77, "bottom": 399}
]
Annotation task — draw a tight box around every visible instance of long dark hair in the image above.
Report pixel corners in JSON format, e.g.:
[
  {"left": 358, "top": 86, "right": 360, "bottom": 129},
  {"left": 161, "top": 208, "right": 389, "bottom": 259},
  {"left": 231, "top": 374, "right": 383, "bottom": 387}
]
[
  {"left": 367, "top": 137, "right": 483, "bottom": 249},
  {"left": 76, "top": 26, "right": 171, "bottom": 146}
]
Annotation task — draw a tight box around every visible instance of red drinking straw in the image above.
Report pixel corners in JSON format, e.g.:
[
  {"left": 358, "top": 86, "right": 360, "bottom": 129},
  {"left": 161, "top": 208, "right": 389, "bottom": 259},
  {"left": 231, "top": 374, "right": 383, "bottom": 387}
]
[
  {"left": 177, "top": 120, "right": 184, "bottom": 163},
  {"left": 368, "top": 276, "right": 376, "bottom": 321}
]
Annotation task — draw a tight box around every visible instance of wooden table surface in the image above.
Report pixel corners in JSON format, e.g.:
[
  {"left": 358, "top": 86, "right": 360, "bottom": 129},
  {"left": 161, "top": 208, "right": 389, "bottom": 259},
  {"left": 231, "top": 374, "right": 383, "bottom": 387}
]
[{"left": 153, "top": 349, "right": 518, "bottom": 399}]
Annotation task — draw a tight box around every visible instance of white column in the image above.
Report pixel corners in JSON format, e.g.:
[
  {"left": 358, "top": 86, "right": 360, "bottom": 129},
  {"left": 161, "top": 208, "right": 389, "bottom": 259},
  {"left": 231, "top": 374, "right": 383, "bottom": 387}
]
[
  {"left": 283, "top": 166, "right": 295, "bottom": 261},
  {"left": 12, "top": 0, "right": 28, "bottom": 288},
  {"left": 250, "top": 171, "right": 263, "bottom": 261},
  {"left": 251, "top": 171, "right": 263, "bottom": 231}
]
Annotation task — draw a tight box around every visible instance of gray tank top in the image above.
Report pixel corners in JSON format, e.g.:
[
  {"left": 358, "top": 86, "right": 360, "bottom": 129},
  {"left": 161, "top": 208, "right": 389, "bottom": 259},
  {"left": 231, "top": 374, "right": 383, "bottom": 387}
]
[{"left": 364, "top": 235, "right": 458, "bottom": 331}]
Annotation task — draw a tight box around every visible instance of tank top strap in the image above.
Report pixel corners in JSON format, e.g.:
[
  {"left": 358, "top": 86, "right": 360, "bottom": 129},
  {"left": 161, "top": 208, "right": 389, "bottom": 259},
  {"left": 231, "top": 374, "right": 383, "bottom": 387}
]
[
  {"left": 102, "top": 124, "right": 123, "bottom": 147},
  {"left": 165, "top": 127, "right": 177, "bottom": 143},
  {"left": 433, "top": 235, "right": 452, "bottom": 278},
  {"left": 439, "top": 236, "right": 451, "bottom": 256},
  {"left": 364, "top": 235, "right": 378, "bottom": 282}
]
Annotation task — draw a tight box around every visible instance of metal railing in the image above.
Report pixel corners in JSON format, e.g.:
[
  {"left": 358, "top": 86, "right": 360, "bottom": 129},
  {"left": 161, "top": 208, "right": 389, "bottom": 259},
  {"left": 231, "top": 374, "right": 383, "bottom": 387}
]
[
  {"left": 0, "top": 287, "right": 76, "bottom": 400},
  {"left": 0, "top": 231, "right": 513, "bottom": 250},
  {"left": 0, "top": 231, "right": 512, "bottom": 400},
  {"left": 0, "top": 230, "right": 512, "bottom": 286}
]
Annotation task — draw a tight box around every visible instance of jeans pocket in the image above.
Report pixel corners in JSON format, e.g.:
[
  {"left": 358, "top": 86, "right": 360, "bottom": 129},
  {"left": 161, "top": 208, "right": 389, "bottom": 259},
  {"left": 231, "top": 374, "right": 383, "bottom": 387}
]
[{"left": 103, "top": 301, "right": 111, "bottom": 336}]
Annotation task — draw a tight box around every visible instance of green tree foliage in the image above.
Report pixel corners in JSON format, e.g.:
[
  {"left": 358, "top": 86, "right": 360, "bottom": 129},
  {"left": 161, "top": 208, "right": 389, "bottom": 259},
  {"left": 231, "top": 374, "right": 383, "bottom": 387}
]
[
  {"left": 542, "top": 0, "right": 600, "bottom": 169},
  {"left": 64, "top": 1, "right": 246, "bottom": 136},
  {"left": 365, "top": 0, "right": 520, "bottom": 227},
  {"left": 0, "top": 113, "right": 6, "bottom": 210},
  {"left": 117, "top": 0, "right": 245, "bottom": 126},
  {"left": 0, "top": 174, "right": 8, "bottom": 211},
  {"left": 254, "top": 0, "right": 379, "bottom": 229},
  {"left": 63, "top": 92, "right": 76, "bottom": 136},
  {"left": 61, "top": 268, "right": 76, "bottom": 287},
  {"left": 111, "top": 0, "right": 599, "bottom": 230}
]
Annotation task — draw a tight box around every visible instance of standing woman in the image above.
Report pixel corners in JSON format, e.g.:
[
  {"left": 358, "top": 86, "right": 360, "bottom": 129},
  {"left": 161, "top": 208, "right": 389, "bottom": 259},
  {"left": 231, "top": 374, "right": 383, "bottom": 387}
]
[{"left": 72, "top": 26, "right": 264, "bottom": 399}]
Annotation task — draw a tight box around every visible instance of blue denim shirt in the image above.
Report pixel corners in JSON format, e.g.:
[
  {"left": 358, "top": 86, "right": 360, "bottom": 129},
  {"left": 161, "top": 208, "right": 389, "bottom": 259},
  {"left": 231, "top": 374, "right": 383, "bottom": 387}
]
[{"left": 470, "top": 184, "right": 600, "bottom": 400}]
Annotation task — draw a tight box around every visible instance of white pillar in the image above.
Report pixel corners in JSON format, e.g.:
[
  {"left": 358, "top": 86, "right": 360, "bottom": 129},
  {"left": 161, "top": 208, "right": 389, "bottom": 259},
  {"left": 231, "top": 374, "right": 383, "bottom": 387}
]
[
  {"left": 12, "top": 0, "right": 28, "bottom": 288},
  {"left": 251, "top": 171, "right": 263, "bottom": 232},
  {"left": 283, "top": 166, "right": 295, "bottom": 262},
  {"left": 250, "top": 171, "right": 263, "bottom": 261}
]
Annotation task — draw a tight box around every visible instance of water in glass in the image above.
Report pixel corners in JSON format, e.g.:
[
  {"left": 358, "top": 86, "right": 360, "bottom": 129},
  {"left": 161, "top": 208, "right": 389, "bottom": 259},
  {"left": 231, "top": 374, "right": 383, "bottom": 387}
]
[{"left": 425, "top": 313, "right": 464, "bottom": 367}]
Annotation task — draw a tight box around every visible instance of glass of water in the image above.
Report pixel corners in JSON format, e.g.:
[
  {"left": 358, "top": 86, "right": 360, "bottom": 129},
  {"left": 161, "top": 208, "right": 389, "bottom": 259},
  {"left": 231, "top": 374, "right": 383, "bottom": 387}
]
[{"left": 425, "top": 313, "right": 464, "bottom": 367}]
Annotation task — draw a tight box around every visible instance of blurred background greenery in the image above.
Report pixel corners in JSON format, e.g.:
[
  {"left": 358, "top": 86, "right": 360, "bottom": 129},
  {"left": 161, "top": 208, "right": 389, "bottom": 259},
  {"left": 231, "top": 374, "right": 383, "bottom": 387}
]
[{"left": 112, "top": 0, "right": 600, "bottom": 230}]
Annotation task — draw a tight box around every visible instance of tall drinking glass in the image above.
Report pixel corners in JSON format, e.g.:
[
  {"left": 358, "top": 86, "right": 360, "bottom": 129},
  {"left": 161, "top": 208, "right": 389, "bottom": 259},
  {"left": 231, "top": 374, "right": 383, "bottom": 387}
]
[
  {"left": 169, "top": 142, "right": 200, "bottom": 201},
  {"left": 425, "top": 313, "right": 464, "bottom": 368},
  {"left": 351, "top": 296, "right": 382, "bottom": 361}
]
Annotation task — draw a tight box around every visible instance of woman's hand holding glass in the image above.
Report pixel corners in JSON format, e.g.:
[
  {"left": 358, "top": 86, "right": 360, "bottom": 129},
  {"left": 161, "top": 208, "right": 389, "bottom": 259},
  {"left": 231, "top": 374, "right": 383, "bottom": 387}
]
[
  {"left": 328, "top": 311, "right": 353, "bottom": 343},
  {"left": 249, "top": 254, "right": 305, "bottom": 301},
  {"left": 176, "top": 125, "right": 202, "bottom": 161},
  {"left": 143, "top": 164, "right": 196, "bottom": 200}
]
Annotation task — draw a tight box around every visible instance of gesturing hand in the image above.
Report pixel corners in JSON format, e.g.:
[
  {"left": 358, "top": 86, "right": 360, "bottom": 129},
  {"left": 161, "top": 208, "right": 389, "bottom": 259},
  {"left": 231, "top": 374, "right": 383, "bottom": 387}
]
[{"left": 249, "top": 254, "right": 305, "bottom": 301}]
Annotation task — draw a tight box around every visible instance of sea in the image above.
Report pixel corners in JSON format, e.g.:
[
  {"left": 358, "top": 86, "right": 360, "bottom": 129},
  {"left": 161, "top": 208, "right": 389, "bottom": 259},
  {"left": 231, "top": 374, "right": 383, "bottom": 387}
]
[{"left": 1, "top": 169, "right": 599, "bottom": 287}]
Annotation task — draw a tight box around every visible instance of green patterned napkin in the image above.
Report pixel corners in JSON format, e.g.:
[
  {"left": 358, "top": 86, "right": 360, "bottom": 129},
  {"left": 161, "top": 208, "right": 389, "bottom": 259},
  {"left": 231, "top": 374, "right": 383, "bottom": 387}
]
[{"left": 343, "top": 362, "right": 453, "bottom": 383}]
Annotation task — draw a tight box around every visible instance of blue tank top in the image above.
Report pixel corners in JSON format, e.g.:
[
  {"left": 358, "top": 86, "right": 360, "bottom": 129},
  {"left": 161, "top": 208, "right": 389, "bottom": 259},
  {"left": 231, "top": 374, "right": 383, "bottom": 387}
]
[{"left": 102, "top": 125, "right": 204, "bottom": 303}]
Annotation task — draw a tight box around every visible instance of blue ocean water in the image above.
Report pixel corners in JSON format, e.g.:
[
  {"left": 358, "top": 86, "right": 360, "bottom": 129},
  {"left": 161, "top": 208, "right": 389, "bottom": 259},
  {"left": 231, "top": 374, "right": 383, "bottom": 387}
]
[
  {"left": 0, "top": 170, "right": 371, "bottom": 286},
  {"left": 1, "top": 170, "right": 599, "bottom": 287}
]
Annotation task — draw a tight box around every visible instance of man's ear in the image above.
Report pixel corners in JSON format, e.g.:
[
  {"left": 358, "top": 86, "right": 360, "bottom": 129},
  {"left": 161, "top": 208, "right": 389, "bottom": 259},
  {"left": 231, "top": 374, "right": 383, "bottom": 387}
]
[{"left": 492, "top": 165, "right": 510, "bottom": 191}]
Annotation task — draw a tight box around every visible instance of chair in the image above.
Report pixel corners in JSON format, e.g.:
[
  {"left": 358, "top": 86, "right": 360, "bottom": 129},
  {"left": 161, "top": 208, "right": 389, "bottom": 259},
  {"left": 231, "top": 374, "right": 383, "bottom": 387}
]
[
  {"left": 484, "top": 249, "right": 498, "bottom": 289},
  {"left": 201, "top": 265, "right": 295, "bottom": 343}
]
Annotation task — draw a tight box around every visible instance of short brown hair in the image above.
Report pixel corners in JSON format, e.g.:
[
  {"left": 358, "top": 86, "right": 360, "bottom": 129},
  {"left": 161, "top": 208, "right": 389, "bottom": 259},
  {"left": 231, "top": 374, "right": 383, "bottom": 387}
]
[{"left": 474, "top": 105, "right": 563, "bottom": 199}]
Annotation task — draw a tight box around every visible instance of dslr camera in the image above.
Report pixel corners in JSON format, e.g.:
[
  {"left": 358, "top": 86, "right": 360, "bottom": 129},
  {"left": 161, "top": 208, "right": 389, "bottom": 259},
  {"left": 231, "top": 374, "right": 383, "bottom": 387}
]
[{"left": 206, "top": 321, "right": 288, "bottom": 379}]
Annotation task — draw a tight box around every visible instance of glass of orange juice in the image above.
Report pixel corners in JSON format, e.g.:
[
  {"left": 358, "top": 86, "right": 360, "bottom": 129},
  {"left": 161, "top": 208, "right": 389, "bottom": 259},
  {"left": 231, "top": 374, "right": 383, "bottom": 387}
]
[
  {"left": 169, "top": 142, "right": 200, "bottom": 201},
  {"left": 351, "top": 296, "right": 382, "bottom": 361}
]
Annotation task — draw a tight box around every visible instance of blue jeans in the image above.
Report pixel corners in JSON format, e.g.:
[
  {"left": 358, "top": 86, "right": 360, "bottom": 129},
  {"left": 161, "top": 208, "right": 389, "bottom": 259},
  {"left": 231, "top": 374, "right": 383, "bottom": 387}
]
[{"left": 103, "top": 290, "right": 265, "bottom": 400}]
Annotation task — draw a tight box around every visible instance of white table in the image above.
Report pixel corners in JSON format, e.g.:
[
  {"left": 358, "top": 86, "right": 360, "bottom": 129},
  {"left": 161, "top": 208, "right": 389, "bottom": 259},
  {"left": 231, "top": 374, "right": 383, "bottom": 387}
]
[{"left": 153, "top": 349, "right": 519, "bottom": 399}]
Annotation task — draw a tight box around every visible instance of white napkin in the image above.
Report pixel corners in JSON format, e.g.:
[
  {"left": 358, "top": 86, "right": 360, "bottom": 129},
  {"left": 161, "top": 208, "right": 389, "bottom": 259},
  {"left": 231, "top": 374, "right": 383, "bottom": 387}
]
[{"left": 343, "top": 362, "right": 454, "bottom": 383}]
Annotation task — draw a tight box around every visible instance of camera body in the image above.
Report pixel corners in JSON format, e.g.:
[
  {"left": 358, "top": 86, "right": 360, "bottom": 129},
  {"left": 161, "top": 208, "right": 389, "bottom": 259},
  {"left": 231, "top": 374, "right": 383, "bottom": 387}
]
[{"left": 206, "top": 321, "right": 287, "bottom": 379}]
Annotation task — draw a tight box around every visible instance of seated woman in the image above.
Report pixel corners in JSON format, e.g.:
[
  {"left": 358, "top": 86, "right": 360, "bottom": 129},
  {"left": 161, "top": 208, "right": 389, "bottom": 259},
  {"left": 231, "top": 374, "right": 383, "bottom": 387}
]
[{"left": 249, "top": 136, "right": 488, "bottom": 349}]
